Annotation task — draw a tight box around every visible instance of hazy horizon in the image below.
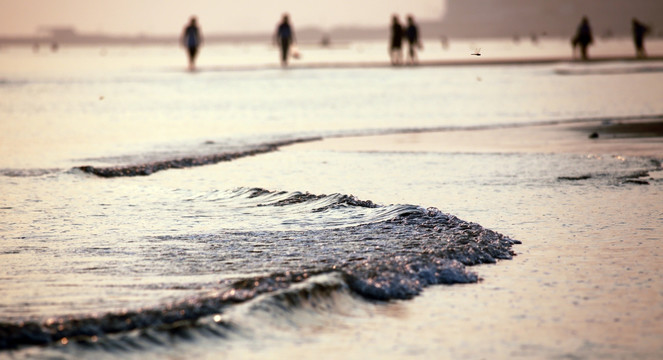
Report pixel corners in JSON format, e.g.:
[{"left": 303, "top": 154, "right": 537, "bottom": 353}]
[
  {"left": 3, "top": 0, "right": 663, "bottom": 42},
  {"left": 0, "top": 0, "right": 445, "bottom": 37}
]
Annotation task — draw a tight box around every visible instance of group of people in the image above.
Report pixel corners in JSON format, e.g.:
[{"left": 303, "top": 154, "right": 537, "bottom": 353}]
[
  {"left": 180, "top": 14, "right": 297, "bottom": 70},
  {"left": 389, "top": 15, "right": 422, "bottom": 66},
  {"left": 181, "top": 14, "right": 654, "bottom": 70},
  {"left": 181, "top": 13, "right": 422, "bottom": 70},
  {"left": 572, "top": 16, "right": 652, "bottom": 60}
]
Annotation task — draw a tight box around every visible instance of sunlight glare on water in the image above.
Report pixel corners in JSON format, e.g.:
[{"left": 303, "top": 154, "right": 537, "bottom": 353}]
[{"left": 2, "top": 40, "right": 663, "bottom": 170}]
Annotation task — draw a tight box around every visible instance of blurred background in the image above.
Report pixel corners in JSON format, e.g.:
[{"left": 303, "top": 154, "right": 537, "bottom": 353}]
[{"left": 1, "top": 0, "right": 662, "bottom": 46}]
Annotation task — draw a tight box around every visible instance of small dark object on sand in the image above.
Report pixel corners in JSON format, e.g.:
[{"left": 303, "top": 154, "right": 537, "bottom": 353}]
[
  {"left": 623, "top": 179, "right": 649, "bottom": 185},
  {"left": 589, "top": 132, "right": 599, "bottom": 139},
  {"left": 558, "top": 175, "right": 592, "bottom": 181}
]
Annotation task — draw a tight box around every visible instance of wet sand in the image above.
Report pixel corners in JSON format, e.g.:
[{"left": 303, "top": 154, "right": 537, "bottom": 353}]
[
  {"left": 204, "top": 55, "right": 663, "bottom": 72},
  {"left": 291, "top": 118, "right": 663, "bottom": 157},
  {"left": 299, "top": 55, "right": 663, "bottom": 69},
  {"left": 280, "top": 119, "right": 663, "bottom": 359}
]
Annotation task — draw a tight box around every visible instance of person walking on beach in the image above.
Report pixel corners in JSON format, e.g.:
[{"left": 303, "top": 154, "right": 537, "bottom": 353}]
[
  {"left": 182, "top": 16, "right": 202, "bottom": 70},
  {"left": 405, "top": 15, "right": 422, "bottom": 65},
  {"left": 632, "top": 18, "right": 651, "bottom": 59},
  {"left": 389, "top": 15, "right": 404, "bottom": 65},
  {"left": 275, "top": 14, "right": 296, "bottom": 67},
  {"left": 572, "top": 16, "right": 593, "bottom": 60}
]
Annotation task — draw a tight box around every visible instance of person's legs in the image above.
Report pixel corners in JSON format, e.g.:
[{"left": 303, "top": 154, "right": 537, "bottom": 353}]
[
  {"left": 408, "top": 43, "right": 416, "bottom": 64},
  {"left": 392, "top": 46, "right": 402, "bottom": 65},
  {"left": 280, "top": 42, "right": 289, "bottom": 65},
  {"left": 635, "top": 40, "right": 645, "bottom": 58},
  {"left": 188, "top": 47, "right": 198, "bottom": 69}
]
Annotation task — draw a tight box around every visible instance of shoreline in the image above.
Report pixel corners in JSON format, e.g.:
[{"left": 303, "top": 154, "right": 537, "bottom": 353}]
[
  {"left": 295, "top": 55, "right": 663, "bottom": 69},
  {"left": 288, "top": 118, "right": 663, "bottom": 158},
  {"left": 274, "top": 116, "right": 663, "bottom": 359},
  {"left": 194, "top": 55, "right": 663, "bottom": 72}
]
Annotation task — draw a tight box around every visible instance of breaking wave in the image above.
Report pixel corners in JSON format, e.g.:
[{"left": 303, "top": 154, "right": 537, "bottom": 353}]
[
  {"left": 75, "top": 138, "right": 320, "bottom": 178},
  {"left": 0, "top": 188, "right": 519, "bottom": 353}
]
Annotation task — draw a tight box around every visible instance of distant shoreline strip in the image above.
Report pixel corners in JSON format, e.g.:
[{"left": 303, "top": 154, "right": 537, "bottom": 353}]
[
  {"left": 326, "top": 113, "right": 663, "bottom": 139},
  {"left": 46, "top": 113, "right": 663, "bottom": 179},
  {"left": 191, "top": 55, "right": 663, "bottom": 72}
]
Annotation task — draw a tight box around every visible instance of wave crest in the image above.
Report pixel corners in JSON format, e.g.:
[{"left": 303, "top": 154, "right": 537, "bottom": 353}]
[
  {"left": 0, "top": 190, "right": 519, "bottom": 352},
  {"left": 75, "top": 138, "right": 319, "bottom": 178}
]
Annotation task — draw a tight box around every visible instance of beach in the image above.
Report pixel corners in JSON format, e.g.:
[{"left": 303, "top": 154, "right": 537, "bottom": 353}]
[
  {"left": 272, "top": 119, "right": 663, "bottom": 359},
  {"left": 291, "top": 117, "right": 663, "bottom": 156},
  {"left": 2, "top": 40, "right": 663, "bottom": 359}
]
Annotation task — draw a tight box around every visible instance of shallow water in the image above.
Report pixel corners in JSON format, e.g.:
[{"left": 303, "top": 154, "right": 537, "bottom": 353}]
[
  {"left": 2, "top": 40, "right": 663, "bottom": 171},
  {"left": 1, "top": 40, "right": 663, "bottom": 358},
  {"left": 5, "top": 149, "right": 661, "bottom": 359}
]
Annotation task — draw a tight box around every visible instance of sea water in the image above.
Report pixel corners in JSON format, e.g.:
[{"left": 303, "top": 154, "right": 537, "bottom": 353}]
[{"left": 1, "top": 39, "right": 663, "bottom": 358}]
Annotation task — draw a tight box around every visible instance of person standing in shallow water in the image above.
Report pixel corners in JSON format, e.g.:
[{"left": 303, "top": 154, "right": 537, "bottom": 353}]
[
  {"left": 275, "top": 14, "right": 296, "bottom": 67},
  {"left": 182, "top": 16, "right": 202, "bottom": 70},
  {"left": 389, "top": 15, "right": 404, "bottom": 65},
  {"left": 405, "top": 15, "right": 422, "bottom": 65},
  {"left": 572, "top": 16, "right": 593, "bottom": 61},
  {"left": 632, "top": 18, "right": 650, "bottom": 59}
]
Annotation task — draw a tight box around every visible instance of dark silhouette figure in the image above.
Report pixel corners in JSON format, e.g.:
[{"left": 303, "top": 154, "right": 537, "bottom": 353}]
[
  {"left": 389, "top": 15, "right": 404, "bottom": 65},
  {"left": 182, "top": 16, "right": 202, "bottom": 70},
  {"left": 405, "top": 15, "right": 422, "bottom": 64},
  {"left": 632, "top": 18, "right": 651, "bottom": 58},
  {"left": 572, "top": 16, "right": 593, "bottom": 60},
  {"left": 275, "top": 14, "right": 296, "bottom": 66}
]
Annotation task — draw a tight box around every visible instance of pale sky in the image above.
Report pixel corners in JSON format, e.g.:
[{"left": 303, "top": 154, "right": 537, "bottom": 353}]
[{"left": 0, "top": 0, "right": 446, "bottom": 36}]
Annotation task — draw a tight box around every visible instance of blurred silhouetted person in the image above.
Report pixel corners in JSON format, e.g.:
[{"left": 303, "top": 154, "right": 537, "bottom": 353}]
[
  {"left": 405, "top": 15, "right": 422, "bottom": 64},
  {"left": 572, "top": 16, "right": 593, "bottom": 60},
  {"left": 632, "top": 18, "right": 650, "bottom": 58},
  {"left": 275, "top": 14, "right": 296, "bottom": 66},
  {"left": 389, "top": 15, "right": 404, "bottom": 65},
  {"left": 182, "top": 16, "right": 202, "bottom": 70}
]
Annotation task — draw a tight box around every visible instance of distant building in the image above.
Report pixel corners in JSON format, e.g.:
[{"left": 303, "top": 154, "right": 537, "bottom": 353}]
[{"left": 440, "top": 0, "right": 663, "bottom": 38}]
